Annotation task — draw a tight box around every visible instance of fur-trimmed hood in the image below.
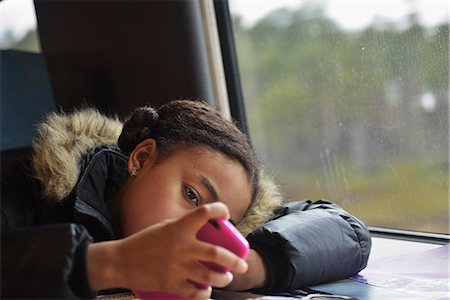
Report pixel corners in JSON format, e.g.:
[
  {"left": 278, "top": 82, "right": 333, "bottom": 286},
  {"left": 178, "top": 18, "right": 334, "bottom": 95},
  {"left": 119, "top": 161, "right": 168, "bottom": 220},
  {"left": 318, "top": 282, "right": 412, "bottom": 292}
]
[{"left": 31, "top": 109, "right": 283, "bottom": 235}]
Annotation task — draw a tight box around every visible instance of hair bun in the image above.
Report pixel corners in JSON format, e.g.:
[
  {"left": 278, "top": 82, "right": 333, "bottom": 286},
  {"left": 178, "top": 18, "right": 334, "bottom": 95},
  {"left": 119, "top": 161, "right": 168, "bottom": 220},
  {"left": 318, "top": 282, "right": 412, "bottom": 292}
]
[{"left": 118, "top": 106, "right": 159, "bottom": 153}]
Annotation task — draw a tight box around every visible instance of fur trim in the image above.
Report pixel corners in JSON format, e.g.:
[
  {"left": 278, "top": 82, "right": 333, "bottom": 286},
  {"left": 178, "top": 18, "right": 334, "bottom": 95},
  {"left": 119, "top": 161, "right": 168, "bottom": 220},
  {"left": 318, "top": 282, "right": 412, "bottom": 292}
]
[
  {"left": 31, "top": 109, "right": 284, "bottom": 232},
  {"left": 32, "top": 109, "right": 123, "bottom": 201},
  {"left": 237, "top": 172, "right": 284, "bottom": 236}
]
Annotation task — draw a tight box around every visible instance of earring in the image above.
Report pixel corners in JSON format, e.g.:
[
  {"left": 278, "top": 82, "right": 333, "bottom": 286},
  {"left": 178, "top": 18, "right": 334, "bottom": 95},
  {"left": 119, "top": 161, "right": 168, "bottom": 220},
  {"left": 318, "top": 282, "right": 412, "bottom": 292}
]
[{"left": 130, "top": 167, "right": 139, "bottom": 176}]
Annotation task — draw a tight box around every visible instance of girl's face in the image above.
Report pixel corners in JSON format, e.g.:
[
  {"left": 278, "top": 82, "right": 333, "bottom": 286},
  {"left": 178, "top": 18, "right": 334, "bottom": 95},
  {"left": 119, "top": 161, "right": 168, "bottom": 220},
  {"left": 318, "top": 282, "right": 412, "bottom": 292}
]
[{"left": 118, "top": 142, "right": 253, "bottom": 237}]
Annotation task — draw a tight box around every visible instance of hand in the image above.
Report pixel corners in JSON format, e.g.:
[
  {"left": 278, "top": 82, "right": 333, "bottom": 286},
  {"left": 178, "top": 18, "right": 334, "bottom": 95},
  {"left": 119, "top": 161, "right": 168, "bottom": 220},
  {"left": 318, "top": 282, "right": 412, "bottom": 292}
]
[
  {"left": 87, "top": 203, "right": 248, "bottom": 299},
  {"left": 224, "top": 249, "right": 268, "bottom": 291}
]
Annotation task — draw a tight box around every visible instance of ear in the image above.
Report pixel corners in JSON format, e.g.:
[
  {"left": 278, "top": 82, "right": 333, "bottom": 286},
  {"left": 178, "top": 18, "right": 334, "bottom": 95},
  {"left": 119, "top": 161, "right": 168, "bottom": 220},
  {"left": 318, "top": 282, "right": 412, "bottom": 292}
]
[{"left": 127, "top": 138, "right": 159, "bottom": 174}]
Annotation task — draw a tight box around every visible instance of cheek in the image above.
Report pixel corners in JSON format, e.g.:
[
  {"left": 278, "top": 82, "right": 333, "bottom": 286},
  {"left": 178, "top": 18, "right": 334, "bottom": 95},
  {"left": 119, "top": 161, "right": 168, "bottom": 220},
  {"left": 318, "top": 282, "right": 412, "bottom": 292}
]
[{"left": 119, "top": 179, "right": 189, "bottom": 236}]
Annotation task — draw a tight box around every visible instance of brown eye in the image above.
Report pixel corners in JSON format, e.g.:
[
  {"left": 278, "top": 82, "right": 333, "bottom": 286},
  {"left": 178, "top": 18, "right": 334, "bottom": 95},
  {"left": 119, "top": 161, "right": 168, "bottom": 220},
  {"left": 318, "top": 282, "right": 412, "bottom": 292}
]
[{"left": 184, "top": 186, "right": 200, "bottom": 206}]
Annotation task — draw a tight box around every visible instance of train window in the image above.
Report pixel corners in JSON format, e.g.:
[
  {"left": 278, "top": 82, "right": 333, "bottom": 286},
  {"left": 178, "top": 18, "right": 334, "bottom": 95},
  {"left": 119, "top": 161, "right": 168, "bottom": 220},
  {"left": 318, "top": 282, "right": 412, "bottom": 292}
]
[
  {"left": 228, "top": 1, "right": 449, "bottom": 234},
  {"left": 0, "top": 0, "right": 55, "bottom": 151}
]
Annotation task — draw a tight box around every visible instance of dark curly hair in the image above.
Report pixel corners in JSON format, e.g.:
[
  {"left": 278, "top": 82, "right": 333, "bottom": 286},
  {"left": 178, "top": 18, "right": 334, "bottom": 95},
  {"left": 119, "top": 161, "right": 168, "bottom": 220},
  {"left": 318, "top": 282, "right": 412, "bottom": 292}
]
[{"left": 118, "top": 100, "right": 261, "bottom": 210}]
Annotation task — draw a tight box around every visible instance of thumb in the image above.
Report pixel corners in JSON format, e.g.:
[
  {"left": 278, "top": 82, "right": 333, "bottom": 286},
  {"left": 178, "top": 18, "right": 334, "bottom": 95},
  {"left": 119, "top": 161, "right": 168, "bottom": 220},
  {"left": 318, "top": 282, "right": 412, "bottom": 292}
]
[{"left": 177, "top": 202, "right": 230, "bottom": 235}]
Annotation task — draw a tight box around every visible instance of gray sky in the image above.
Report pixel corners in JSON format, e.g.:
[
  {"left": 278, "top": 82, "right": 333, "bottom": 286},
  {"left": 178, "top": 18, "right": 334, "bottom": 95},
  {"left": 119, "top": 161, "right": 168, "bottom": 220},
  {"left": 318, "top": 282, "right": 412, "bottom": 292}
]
[{"left": 229, "top": 0, "right": 449, "bottom": 30}]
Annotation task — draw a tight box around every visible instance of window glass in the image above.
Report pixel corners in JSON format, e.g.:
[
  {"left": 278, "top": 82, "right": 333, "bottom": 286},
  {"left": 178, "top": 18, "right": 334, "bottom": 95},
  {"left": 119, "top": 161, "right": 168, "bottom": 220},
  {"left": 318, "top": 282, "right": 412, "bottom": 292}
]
[
  {"left": 1, "top": 0, "right": 54, "bottom": 151},
  {"left": 0, "top": 0, "right": 41, "bottom": 53},
  {"left": 229, "top": 0, "right": 449, "bottom": 233}
]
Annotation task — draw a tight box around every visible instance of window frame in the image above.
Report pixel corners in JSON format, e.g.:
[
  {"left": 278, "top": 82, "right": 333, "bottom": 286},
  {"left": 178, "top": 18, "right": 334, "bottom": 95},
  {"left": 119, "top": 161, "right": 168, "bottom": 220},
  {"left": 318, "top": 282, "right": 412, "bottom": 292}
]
[{"left": 213, "top": 0, "right": 250, "bottom": 136}]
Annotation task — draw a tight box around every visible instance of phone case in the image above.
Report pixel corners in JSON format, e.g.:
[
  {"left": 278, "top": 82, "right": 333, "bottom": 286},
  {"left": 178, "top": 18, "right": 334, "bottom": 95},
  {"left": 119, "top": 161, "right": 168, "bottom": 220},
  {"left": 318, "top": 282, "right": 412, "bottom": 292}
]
[
  {"left": 196, "top": 218, "right": 250, "bottom": 273},
  {"left": 133, "top": 218, "right": 250, "bottom": 299}
]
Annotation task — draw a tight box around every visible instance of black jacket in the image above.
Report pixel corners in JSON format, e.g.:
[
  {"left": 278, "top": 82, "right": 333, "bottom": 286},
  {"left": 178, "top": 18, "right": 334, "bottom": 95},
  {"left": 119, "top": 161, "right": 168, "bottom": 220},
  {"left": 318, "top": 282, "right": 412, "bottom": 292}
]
[
  {"left": 1, "top": 145, "right": 128, "bottom": 299},
  {"left": 1, "top": 110, "right": 371, "bottom": 299}
]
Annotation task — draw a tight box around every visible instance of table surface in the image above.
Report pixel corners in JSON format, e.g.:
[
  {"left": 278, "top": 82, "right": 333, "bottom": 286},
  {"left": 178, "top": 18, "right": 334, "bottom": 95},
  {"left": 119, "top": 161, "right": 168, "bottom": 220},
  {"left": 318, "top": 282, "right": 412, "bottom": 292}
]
[{"left": 98, "top": 237, "right": 450, "bottom": 300}]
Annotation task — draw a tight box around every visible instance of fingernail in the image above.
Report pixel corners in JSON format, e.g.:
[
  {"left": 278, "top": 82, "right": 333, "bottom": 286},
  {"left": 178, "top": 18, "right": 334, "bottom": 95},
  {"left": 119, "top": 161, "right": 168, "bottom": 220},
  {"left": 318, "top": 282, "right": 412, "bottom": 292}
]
[
  {"left": 238, "top": 260, "right": 248, "bottom": 273},
  {"left": 227, "top": 271, "right": 234, "bottom": 282}
]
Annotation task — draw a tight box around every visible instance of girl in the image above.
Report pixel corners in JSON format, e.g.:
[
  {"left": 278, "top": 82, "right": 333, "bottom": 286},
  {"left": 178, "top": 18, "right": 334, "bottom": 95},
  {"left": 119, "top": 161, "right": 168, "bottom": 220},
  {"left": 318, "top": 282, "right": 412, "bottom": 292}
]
[{"left": 1, "top": 100, "right": 371, "bottom": 299}]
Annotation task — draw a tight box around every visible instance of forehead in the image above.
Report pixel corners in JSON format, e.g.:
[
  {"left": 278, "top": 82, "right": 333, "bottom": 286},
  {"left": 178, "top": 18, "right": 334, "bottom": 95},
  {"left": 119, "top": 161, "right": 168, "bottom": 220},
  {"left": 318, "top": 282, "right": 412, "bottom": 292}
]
[{"left": 170, "top": 146, "right": 252, "bottom": 221}]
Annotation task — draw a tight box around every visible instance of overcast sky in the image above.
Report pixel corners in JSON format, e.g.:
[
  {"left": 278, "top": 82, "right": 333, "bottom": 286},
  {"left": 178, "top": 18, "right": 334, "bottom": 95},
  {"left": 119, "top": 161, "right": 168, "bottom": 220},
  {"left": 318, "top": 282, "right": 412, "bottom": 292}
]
[{"left": 229, "top": 0, "right": 449, "bottom": 30}]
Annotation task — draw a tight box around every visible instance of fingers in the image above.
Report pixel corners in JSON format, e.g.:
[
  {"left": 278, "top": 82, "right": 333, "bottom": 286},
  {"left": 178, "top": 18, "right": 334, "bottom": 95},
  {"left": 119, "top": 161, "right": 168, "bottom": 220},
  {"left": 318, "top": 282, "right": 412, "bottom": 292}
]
[
  {"left": 177, "top": 280, "right": 212, "bottom": 300},
  {"left": 177, "top": 202, "right": 230, "bottom": 234},
  {"left": 196, "top": 243, "right": 248, "bottom": 274},
  {"left": 186, "top": 262, "right": 234, "bottom": 288}
]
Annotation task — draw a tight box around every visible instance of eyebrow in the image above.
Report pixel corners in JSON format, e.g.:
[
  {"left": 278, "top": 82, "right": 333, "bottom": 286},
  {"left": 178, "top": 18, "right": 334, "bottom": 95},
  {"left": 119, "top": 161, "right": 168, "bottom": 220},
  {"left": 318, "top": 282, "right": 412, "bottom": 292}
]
[
  {"left": 200, "top": 175, "right": 219, "bottom": 203},
  {"left": 199, "top": 175, "right": 238, "bottom": 224}
]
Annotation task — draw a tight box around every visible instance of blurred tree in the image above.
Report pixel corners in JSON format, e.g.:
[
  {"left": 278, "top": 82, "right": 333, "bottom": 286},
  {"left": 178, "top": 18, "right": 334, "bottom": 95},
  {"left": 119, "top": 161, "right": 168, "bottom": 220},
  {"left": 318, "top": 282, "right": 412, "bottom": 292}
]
[{"left": 232, "top": 3, "right": 449, "bottom": 232}]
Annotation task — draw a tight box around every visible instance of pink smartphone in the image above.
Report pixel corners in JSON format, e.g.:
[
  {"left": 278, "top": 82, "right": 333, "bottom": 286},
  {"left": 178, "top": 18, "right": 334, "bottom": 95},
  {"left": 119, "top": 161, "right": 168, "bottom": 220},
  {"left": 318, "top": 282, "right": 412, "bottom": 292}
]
[
  {"left": 132, "top": 218, "right": 250, "bottom": 299},
  {"left": 196, "top": 218, "right": 250, "bottom": 272}
]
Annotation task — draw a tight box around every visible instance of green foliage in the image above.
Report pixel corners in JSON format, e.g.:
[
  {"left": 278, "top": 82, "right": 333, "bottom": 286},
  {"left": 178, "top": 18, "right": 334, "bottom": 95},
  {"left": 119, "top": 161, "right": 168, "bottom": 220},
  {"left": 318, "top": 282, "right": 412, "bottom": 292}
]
[{"left": 279, "top": 160, "right": 449, "bottom": 233}]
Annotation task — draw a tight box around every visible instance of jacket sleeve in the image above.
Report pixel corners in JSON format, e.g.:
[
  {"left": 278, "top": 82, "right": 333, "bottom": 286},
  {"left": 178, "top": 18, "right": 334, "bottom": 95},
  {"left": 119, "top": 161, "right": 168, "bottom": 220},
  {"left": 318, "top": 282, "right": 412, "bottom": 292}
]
[
  {"left": 1, "top": 223, "right": 95, "bottom": 299},
  {"left": 246, "top": 199, "right": 371, "bottom": 292}
]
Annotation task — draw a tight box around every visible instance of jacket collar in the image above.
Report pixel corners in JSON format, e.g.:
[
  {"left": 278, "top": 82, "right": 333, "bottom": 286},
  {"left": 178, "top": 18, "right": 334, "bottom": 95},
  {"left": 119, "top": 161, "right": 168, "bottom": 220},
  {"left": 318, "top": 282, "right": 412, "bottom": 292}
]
[
  {"left": 31, "top": 109, "right": 123, "bottom": 203},
  {"left": 72, "top": 145, "right": 128, "bottom": 241}
]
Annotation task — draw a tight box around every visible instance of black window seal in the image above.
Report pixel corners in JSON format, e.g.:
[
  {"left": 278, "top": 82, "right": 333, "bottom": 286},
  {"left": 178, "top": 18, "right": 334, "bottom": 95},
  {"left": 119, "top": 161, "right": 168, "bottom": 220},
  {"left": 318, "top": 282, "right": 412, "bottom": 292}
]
[{"left": 369, "top": 226, "right": 449, "bottom": 245}]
